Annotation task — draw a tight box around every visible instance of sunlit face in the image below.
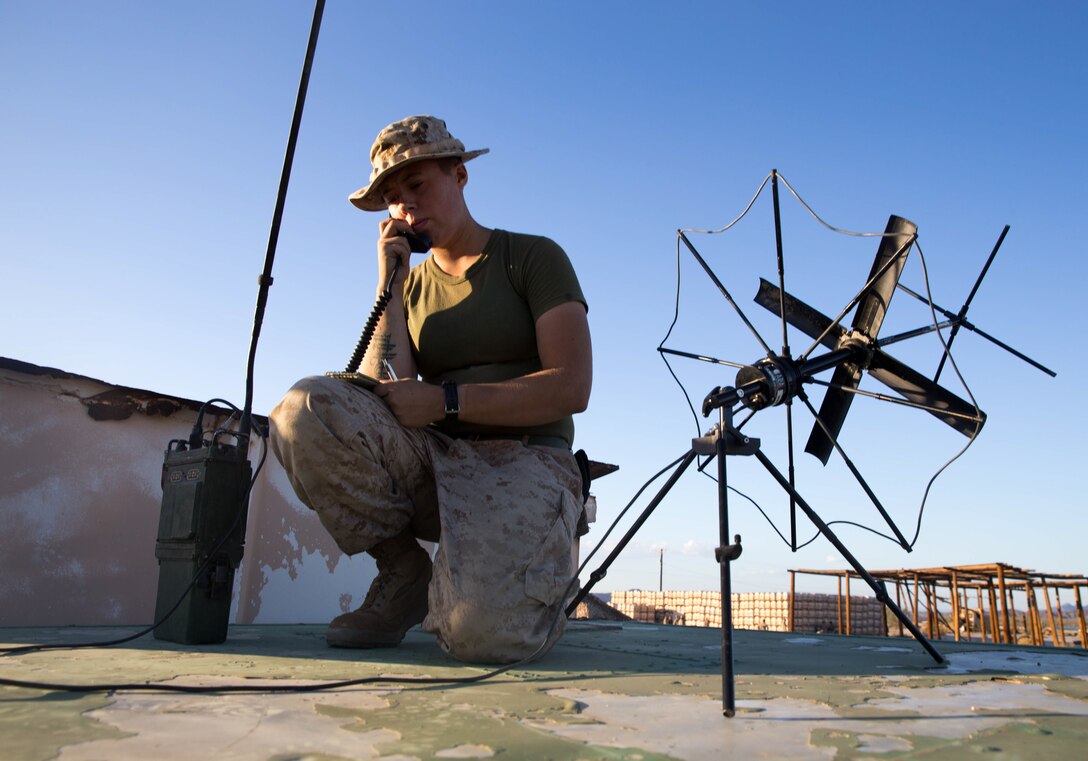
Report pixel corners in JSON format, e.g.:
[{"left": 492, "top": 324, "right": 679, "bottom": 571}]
[{"left": 380, "top": 159, "right": 466, "bottom": 244}]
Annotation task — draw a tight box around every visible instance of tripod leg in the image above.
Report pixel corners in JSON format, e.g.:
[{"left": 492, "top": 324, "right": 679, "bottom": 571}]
[
  {"left": 566, "top": 449, "right": 699, "bottom": 617},
  {"left": 715, "top": 424, "right": 739, "bottom": 717},
  {"left": 752, "top": 449, "right": 944, "bottom": 664}
]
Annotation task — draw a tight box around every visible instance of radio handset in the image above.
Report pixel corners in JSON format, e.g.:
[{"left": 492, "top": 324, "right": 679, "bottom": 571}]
[
  {"left": 399, "top": 229, "right": 432, "bottom": 255},
  {"left": 325, "top": 229, "right": 431, "bottom": 388},
  {"left": 388, "top": 213, "right": 433, "bottom": 256}
]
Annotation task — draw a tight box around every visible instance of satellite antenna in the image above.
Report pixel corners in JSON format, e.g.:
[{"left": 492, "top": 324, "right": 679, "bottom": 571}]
[{"left": 568, "top": 170, "right": 1055, "bottom": 717}]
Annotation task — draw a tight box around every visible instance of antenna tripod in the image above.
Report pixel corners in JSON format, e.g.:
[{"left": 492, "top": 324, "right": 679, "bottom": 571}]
[
  {"left": 567, "top": 386, "right": 944, "bottom": 718},
  {"left": 569, "top": 170, "right": 1054, "bottom": 717}
]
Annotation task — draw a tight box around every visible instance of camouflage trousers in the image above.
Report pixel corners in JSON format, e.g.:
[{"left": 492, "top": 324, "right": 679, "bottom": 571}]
[{"left": 269, "top": 375, "right": 582, "bottom": 663}]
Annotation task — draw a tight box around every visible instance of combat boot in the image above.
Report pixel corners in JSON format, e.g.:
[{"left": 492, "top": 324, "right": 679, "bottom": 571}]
[{"left": 326, "top": 531, "right": 432, "bottom": 648}]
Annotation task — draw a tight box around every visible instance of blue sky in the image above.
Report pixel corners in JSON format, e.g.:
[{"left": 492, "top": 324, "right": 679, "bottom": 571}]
[{"left": 2, "top": 1, "right": 1084, "bottom": 595}]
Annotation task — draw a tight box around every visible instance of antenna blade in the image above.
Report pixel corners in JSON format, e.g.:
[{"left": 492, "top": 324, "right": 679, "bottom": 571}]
[
  {"left": 754, "top": 279, "right": 843, "bottom": 350},
  {"left": 804, "top": 215, "right": 917, "bottom": 464},
  {"left": 804, "top": 361, "right": 863, "bottom": 464},
  {"left": 869, "top": 349, "right": 986, "bottom": 435},
  {"left": 852, "top": 215, "right": 917, "bottom": 338}
]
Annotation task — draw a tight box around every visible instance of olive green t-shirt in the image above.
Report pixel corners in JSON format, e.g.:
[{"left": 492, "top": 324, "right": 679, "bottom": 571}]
[{"left": 403, "top": 229, "right": 587, "bottom": 445}]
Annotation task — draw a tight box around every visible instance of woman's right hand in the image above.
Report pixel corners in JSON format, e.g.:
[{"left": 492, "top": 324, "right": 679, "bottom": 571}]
[{"left": 376, "top": 216, "right": 415, "bottom": 292}]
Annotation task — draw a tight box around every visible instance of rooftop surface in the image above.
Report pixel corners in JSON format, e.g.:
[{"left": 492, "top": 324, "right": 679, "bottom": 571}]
[{"left": 3, "top": 622, "right": 1087, "bottom": 760}]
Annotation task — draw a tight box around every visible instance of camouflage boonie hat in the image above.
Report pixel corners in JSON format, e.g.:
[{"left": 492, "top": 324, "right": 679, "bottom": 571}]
[{"left": 349, "top": 115, "right": 489, "bottom": 211}]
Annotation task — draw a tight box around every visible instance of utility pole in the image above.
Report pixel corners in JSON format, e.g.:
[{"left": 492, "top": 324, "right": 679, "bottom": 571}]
[{"left": 659, "top": 547, "right": 664, "bottom": 592}]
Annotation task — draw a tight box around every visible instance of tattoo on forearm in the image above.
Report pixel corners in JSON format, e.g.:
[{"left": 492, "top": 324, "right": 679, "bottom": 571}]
[{"left": 375, "top": 334, "right": 397, "bottom": 379}]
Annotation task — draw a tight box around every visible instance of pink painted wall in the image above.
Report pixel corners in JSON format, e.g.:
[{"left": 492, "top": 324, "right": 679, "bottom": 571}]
[{"left": 0, "top": 358, "right": 381, "bottom": 627}]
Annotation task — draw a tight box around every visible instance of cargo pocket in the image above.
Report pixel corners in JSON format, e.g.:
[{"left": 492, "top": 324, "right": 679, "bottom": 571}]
[
  {"left": 523, "top": 487, "right": 579, "bottom": 606},
  {"left": 424, "top": 440, "right": 583, "bottom": 663}
]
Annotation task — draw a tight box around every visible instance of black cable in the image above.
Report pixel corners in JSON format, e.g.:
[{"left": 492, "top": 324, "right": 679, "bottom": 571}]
[
  {"left": 900, "top": 241, "right": 982, "bottom": 549},
  {"left": 0, "top": 561, "right": 565, "bottom": 695},
  {"left": 657, "top": 235, "right": 703, "bottom": 434},
  {"left": 0, "top": 464, "right": 579, "bottom": 695},
  {"left": 188, "top": 397, "right": 242, "bottom": 446},
  {"left": 574, "top": 452, "right": 691, "bottom": 576}
]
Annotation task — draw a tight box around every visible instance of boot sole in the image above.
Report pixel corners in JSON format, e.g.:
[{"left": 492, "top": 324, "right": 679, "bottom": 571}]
[{"left": 325, "top": 626, "right": 409, "bottom": 648}]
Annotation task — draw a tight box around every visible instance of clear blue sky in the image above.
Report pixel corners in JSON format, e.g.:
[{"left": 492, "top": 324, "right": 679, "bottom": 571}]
[{"left": 2, "top": 1, "right": 1084, "bottom": 595}]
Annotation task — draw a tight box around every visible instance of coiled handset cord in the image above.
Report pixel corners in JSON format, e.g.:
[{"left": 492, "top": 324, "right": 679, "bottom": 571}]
[
  {"left": 340, "top": 228, "right": 430, "bottom": 374},
  {"left": 343, "top": 259, "right": 400, "bottom": 373}
]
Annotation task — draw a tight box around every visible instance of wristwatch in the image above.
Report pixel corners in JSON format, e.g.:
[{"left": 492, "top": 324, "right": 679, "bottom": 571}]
[{"left": 442, "top": 381, "right": 459, "bottom": 422}]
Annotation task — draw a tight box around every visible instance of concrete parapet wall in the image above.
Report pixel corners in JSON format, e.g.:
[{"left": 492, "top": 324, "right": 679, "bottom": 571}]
[
  {"left": 610, "top": 590, "right": 886, "bottom": 634},
  {"left": 0, "top": 358, "right": 370, "bottom": 626}
]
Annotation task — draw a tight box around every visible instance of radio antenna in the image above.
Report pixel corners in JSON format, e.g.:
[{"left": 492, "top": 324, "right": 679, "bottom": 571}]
[{"left": 239, "top": 0, "right": 325, "bottom": 440}]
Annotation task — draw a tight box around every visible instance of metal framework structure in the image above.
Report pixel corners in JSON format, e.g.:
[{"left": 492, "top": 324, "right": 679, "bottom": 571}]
[{"left": 790, "top": 563, "right": 1088, "bottom": 649}]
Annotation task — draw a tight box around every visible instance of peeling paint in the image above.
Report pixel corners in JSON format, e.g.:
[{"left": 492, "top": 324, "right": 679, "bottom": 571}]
[
  {"left": 52, "top": 677, "right": 397, "bottom": 761},
  {"left": 941, "top": 650, "right": 1088, "bottom": 677},
  {"left": 539, "top": 679, "right": 1088, "bottom": 760}
]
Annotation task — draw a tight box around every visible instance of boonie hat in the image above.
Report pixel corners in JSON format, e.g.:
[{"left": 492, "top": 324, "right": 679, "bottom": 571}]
[{"left": 349, "top": 115, "right": 489, "bottom": 211}]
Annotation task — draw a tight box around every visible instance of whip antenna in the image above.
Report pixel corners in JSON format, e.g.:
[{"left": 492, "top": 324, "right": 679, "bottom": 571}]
[{"left": 240, "top": 0, "right": 326, "bottom": 439}]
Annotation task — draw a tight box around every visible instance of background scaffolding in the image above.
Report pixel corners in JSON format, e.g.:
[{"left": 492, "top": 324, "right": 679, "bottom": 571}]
[{"left": 790, "top": 563, "right": 1088, "bottom": 648}]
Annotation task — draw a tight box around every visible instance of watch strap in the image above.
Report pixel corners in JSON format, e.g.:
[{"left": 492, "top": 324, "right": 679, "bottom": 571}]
[{"left": 442, "top": 381, "right": 459, "bottom": 422}]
